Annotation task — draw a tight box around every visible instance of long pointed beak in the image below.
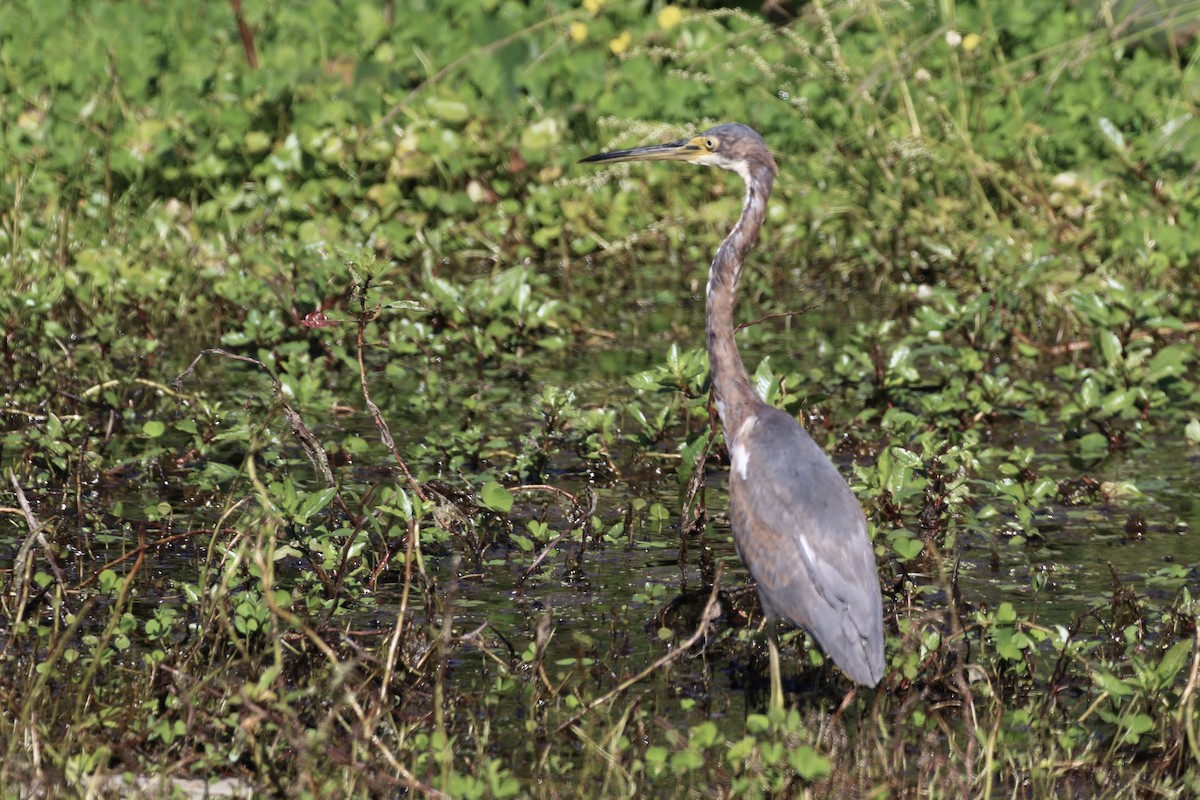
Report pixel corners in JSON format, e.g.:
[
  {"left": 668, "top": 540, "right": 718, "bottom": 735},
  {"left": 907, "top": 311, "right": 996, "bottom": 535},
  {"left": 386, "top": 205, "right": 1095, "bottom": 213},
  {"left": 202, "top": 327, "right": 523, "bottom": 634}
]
[{"left": 579, "top": 137, "right": 701, "bottom": 165}]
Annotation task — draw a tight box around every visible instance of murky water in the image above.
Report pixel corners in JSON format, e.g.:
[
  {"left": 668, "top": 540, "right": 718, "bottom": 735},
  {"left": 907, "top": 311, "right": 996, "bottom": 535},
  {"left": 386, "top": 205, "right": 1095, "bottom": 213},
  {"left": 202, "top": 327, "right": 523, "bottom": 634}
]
[
  {"left": 7, "top": 274, "right": 1196, "bottom": 725},
  {"left": 973, "top": 438, "right": 1200, "bottom": 617}
]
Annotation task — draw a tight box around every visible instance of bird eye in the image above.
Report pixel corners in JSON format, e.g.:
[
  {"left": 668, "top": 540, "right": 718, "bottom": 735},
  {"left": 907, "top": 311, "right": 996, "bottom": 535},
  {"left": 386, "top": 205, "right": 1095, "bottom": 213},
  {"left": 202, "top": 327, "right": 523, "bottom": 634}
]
[{"left": 705, "top": 138, "right": 717, "bottom": 150}]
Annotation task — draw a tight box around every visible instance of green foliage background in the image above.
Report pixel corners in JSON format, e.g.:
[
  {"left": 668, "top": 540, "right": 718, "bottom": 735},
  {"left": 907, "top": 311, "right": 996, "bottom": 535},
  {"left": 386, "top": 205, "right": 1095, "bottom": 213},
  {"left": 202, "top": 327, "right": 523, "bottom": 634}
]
[{"left": 1, "top": 0, "right": 1199, "bottom": 797}]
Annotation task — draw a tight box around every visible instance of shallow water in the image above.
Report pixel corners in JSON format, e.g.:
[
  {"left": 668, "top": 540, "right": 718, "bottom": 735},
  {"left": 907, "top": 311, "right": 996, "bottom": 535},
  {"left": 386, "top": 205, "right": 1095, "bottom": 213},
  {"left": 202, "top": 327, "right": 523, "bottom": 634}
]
[{"left": 6, "top": 273, "right": 1196, "bottom": 725}]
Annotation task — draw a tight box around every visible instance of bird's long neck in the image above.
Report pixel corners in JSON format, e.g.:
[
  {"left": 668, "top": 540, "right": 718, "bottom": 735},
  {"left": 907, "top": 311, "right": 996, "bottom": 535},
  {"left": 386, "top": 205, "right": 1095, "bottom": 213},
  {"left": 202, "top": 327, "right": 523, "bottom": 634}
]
[{"left": 706, "top": 164, "right": 774, "bottom": 441}]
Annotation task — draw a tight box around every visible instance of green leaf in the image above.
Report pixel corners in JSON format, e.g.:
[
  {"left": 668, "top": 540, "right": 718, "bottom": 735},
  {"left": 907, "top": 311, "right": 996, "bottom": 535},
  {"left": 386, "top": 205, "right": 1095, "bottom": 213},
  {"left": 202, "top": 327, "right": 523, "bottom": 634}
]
[
  {"left": 1119, "top": 712, "right": 1154, "bottom": 744},
  {"left": 520, "top": 117, "right": 562, "bottom": 150},
  {"left": 889, "top": 446, "right": 923, "bottom": 468},
  {"left": 1079, "top": 375, "right": 1100, "bottom": 410},
  {"left": 99, "top": 569, "right": 119, "bottom": 592},
  {"left": 690, "top": 721, "right": 720, "bottom": 749},
  {"left": 788, "top": 746, "right": 832, "bottom": 781},
  {"left": 644, "top": 746, "right": 669, "bottom": 765},
  {"left": 1029, "top": 477, "right": 1058, "bottom": 501},
  {"left": 664, "top": 343, "right": 682, "bottom": 372},
  {"left": 1092, "top": 668, "right": 1135, "bottom": 698},
  {"left": 390, "top": 488, "right": 414, "bottom": 520},
  {"left": 480, "top": 481, "right": 514, "bottom": 513},
  {"left": 627, "top": 371, "right": 663, "bottom": 392},
  {"left": 677, "top": 435, "right": 707, "bottom": 482},
  {"left": 670, "top": 748, "right": 704, "bottom": 773},
  {"left": 727, "top": 736, "right": 755, "bottom": 762},
  {"left": 1078, "top": 432, "right": 1109, "bottom": 457},
  {"left": 1146, "top": 343, "right": 1193, "bottom": 383},
  {"left": 384, "top": 299, "right": 426, "bottom": 312},
  {"left": 426, "top": 97, "right": 471, "bottom": 124},
  {"left": 201, "top": 462, "right": 241, "bottom": 484},
  {"left": 296, "top": 487, "right": 336, "bottom": 522},
  {"left": 1155, "top": 640, "right": 1192, "bottom": 684},
  {"left": 142, "top": 420, "right": 166, "bottom": 438},
  {"left": 1098, "top": 117, "right": 1126, "bottom": 150},
  {"left": 1097, "top": 329, "right": 1123, "bottom": 369},
  {"left": 893, "top": 535, "right": 924, "bottom": 561},
  {"left": 752, "top": 357, "right": 775, "bottom": 403},
  {"left": 1071, "top": 292, "right": 1110, "bottom": 326},
  {"left": 1099, "top": 389, "right": 1132, "bottom": 417},
  {"left": 760, "top": 740, "right": 783, "bottom": 766}
]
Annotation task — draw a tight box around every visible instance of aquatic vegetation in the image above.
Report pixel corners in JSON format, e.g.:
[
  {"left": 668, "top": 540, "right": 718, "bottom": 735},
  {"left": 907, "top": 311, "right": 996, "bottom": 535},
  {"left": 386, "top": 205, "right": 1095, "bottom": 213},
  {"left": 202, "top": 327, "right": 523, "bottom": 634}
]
[{"left": 1, "top": 0, "right": 1198, "bottom": 797}]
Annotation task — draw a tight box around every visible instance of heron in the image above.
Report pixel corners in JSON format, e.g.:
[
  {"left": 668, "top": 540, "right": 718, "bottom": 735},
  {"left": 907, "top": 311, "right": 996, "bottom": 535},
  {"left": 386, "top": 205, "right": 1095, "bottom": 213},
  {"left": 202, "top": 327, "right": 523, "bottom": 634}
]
[{"left": 580, "top": 124, "right": 885, "bottom": 708}]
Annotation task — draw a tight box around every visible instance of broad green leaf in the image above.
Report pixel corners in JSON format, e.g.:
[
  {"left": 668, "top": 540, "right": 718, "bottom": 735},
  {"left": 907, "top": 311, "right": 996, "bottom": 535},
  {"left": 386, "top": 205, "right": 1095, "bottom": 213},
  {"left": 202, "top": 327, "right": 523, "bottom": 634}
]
[
  {"left": 644, "top": 746, "right": 669, "bottom": 765},
  {"left": 1092, "top": 669, "right": 1135, "bottom": 698},
  {"left": 893, "top": 535, "right": 923, "bottom": 561},
  {"left": 752, "top": 357, "right": 775, "bottom": 404},
  {"left": 890, "top": 447, "right": 923, "bottom": 468},
  {"left": 1079, "top": 375, "right": 1100, "bottom": 410},
  {"left": 1071, "top": 292, "right": 1110, "bottom": 325},
  {"left": 296, "top": 488, "right": 336, "bottom": 522},
  {"left": 689, "top": 721, "right": 720, "bottom": 749},
  {"left": 1119, "top": 712, "right": 1154, "bottom": 744},
  {"left": 1078, "top": 432, "right": 1109, "bottom": 457},
  {"left": 1155, "top": 640, "right": 1192, "bottom": 684},
  {"left": 1097, "top": 329, "right": 1123, "bottom": 369},
  {"left": 1099, "top": 389, "right": 1132, "bottom": 417},
  {"left": 1146, "top": 343, "right": 1193, "bottom": 383},
  {"left": 426, "top": 97, "right": 470, "bottom": 123},
  {"left": 480, "top": 481, "right": 514, "bottom": 513},
  {"left": 788, "top": 746, "right": 832, "bottom": 781}
]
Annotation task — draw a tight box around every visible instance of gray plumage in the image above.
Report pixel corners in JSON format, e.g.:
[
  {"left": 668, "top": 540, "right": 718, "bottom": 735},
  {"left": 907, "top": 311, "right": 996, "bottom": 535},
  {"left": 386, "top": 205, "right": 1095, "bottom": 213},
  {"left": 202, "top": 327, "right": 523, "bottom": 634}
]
[
  {"left": 581, "top": 123, "right": 885, "bottom": 702},
  {"left": 728, "top": 405, "right": 884, "bottom": 686}
]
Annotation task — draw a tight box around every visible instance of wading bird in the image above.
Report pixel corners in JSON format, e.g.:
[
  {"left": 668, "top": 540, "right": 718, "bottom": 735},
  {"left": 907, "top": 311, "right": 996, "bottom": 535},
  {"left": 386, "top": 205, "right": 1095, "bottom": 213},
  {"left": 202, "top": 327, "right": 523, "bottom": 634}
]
[{"left": 581, "top": 124, "right": 885, "bottom": 708}]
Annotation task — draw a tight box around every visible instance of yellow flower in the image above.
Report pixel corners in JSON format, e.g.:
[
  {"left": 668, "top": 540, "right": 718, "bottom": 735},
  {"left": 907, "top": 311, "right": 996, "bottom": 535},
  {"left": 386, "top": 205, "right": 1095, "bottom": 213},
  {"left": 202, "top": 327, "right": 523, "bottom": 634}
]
[
  {"left": 658, "top": 5, "right": 682, "bottom": 30},
  {"left": 569, "top": 22, "right": 588, "bottom": 43},
  {"left": 962, "top": 33, "right": 981, "bottom": 52},
  {"left": 583, "top": 0, "right": 604, "bottom": 14},
  {"left": 609, "top": 31, "right": 632, "bottom": 55}
]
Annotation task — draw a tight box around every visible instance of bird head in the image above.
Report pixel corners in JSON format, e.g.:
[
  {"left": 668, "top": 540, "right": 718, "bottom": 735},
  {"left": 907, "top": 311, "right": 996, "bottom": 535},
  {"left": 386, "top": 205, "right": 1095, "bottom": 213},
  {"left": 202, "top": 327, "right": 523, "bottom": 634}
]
[{"left": 579, "top": 123, "right": 777, "bottom": 179}]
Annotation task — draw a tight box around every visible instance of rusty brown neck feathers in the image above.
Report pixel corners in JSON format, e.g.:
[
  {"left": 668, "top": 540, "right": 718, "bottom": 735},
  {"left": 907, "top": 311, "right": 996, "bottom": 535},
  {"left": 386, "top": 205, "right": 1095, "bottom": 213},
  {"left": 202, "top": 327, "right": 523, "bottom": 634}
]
[{"left": 705, "top": 160, "right": 775, "bottom": 443}]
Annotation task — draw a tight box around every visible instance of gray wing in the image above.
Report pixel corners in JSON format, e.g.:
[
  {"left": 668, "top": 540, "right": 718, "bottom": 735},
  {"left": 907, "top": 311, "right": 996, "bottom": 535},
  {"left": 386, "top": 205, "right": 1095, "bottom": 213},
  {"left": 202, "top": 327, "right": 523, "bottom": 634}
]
[{"left": 727, "top": 405, "right": 884, "bottom": 686}]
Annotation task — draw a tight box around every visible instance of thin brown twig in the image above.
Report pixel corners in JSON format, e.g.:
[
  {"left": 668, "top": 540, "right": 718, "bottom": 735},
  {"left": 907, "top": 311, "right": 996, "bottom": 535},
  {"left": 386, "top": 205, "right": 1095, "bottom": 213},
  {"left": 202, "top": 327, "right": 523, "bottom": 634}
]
[
  {"left": 517, "top": 488, "right": 598, "bottom": 586},
  {"left": 382, "top": 514, "right": 421, "bottom": 703},
  {"left": 1010, "top": 320, "right": 1200, "bottom": 356},
  {"left": 511, "top": 483, "right": 578, "bottom": 504},
  {"left": 228, "top": 0, "right": 259, "bottom": 69},
  {"left": 355, "top": 307, "right": 427, "bottom": 503},
  {"left": 257, "top": 545, "right": 344, "bottom": 669},
  {"left": 518, "top": 526, "right": 577, "bottom": 587},
  {"left": 8, "top": 471, "right": 69, "bottom": 618},
  {"left": 554, "top": 564, "right": 725, "bottom": 734},
  {"left": 174, "top": 349, "right": 339, "bottom": 489},
  {"left": 736, "top": 306, "right": 816, "bottom": 332},
  {"left": 70, "top": 537, "right": 145, "bottom": 721},
  {"left": 1176, "top": 623, "right": 1200, "bottom": 767},
  {"left": 69, "top": 525, "right": 237, "bottom": 591}
]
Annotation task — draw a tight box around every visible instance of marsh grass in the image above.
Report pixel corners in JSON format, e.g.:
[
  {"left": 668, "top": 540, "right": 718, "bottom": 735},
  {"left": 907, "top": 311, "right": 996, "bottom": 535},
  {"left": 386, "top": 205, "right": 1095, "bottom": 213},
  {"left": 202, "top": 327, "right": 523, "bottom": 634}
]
[{"left": 2, "top": 0, "right": 1199, "bottom": 796}]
